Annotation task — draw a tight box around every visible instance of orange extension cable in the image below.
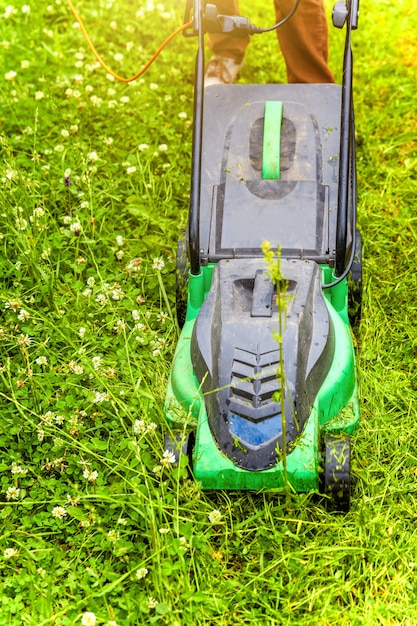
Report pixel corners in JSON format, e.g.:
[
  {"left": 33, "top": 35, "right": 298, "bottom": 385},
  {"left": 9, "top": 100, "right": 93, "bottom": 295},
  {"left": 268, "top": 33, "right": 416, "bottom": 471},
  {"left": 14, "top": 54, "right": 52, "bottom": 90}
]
[{"left": 66, "top": 0, "right": 193, "bottom": 82}]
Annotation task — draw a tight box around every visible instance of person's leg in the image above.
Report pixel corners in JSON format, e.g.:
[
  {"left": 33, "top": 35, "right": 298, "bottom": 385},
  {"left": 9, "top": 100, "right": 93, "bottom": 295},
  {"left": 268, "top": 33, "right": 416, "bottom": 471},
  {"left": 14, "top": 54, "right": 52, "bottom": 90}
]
[
  {"left": 207, "top": 0, "right": 249, "bottom": 64},
  {"left": 274, "top": 0, "right": 335, "bottom": 83}
]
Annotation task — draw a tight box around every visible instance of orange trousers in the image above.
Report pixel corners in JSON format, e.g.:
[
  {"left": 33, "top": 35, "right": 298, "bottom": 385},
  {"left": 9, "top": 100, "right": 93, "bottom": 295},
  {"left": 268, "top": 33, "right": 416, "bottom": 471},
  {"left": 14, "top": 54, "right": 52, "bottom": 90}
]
[{"left": 208, "top": 0, "right": 335, "bottom": 83}]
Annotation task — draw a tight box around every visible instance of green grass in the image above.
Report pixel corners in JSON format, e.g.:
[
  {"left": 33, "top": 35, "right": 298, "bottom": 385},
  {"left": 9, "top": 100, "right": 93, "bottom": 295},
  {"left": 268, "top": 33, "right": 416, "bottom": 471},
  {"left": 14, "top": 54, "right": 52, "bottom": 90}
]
[{"left": 1, "top": 0, "right": 417, "bottom": 624}]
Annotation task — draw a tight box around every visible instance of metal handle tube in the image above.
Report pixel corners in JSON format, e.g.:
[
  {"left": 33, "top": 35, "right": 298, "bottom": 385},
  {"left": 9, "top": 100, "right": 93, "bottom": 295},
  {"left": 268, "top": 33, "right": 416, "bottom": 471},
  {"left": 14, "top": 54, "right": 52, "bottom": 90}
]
[
  {"left": 334, "top": 0, "right": 354, "bottom": 277},
  {"left": 188, "top": 0, "right": 204, "bottom": 276}
]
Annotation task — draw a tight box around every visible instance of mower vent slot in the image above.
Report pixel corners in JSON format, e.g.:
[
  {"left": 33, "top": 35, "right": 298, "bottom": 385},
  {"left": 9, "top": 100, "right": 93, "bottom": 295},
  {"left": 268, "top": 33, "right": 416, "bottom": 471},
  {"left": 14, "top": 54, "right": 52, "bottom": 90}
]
[{"left": 229, "top": 348, "right": 281, "bottom": 421}]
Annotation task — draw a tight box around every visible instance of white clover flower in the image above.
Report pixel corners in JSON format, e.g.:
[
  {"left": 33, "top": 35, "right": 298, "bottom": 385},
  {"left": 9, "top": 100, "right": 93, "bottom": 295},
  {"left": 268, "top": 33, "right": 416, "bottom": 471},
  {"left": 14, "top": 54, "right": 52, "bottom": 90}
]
[
  {"left": 78, "top": 327, "right": 86, "bottom": 339},
  {"left": 117, "top": 517, "right": 127, "bottom": 525},
  {"left": 61, "top": 129, "right": 70, "bottom": 137},
  {"left": 18, "top": 309, "right": 30, "bottom": 321},
  {"left": 41, "top": 411, "right": 55, "bottom": 425},
  {"left": 138, "top": 143, "right": 149, "bottom": 151},
  {"left": 86, "top": 276, "right": 95, "bottom": 287},
  {"left": 178, "top": 111, "right": 187, "bottom": 119},
  {"left": 120, "top": 95, "right": 129, "bottom": 104},
  {"left": 17, "top": 334, "right": 31, "bottom": 347},
  {"left": 65, "top": 494, "right": 80, "bottom": 506},
  {"left": 52, "top": 506, "right": 67, "bottom": 519},
  {"left": 160, "top": 449, "right": 176, "bottom": 468},
  {"left": 91, "top": 356, "right": 102, "bottom": 370},
  {"left": 126, "top": 165, "right": 136, "bottom": 175},
  {"left": 95, "top": 293, "right": 107, "bottom": 306},
  {"left": 87, "top": 151, "right": 99, "bottom": 162},
  {"left": 136, "top": 567, "right": 148, "bottom": 580},
  {"left": 157, "top": 312, "right": 169, "bottom": 324},
  {"left": 15, "top": 217, "right": 28, "bottom": 231},
  {"left": 54, "top": 144, "right": 65, "bottom": 153},
  {"left": 208, "top": 509, "right": 222, "bottom": 524},
  {"left": 152, "top": 257, "right": 165, "bottom": 270},
  {"left": 133, "top": 419, "right": 146, "bottom": 435},
  {"left": 4, "top": 548, "right": 19, "bottom": 558},
  {"left": 69, "top": 221, "right": 82, "bottom": 234},
  {"left": 159, "top": 527, "right": 169, "bottom": 534},
  {"left": 33, "top": 207, "right": 45, "bottom": 219},
  {"left": 147, "top": 597, "right": 158, "bottom": 609},
  {"left": 4, "top": 6, "right": 18, "bottom": 18},
  {"left": 11, "top": 463, "right": 27, "bottom": 476},
  {"left": 92, "top": 391, "right": 109, "bottom": 403},
  {"left": 113, "top": 319, "right": 126, "bottom": 334},
  {"left": 69, "top": 361, "right": 84, "bottom": 375},
  {"left": 150, "top": 83, "right": 158, "bottom": 90},
  {"left": 5, "top": 168, "right": 18, "bottom": 181},
  {"left": 104, "top": 136, "right": 113, "bottom": 146},
  {"left": 83, "top": 468, "right": 99, "bottom": 482},
  {"left": 5, "top": 70, "right": 17, "bottom": 81},
  {"left": 81, "top": 612, "right": 97, "bottom": 626},
  {"left": 110, "top": 287, "right": 125, "bottom": 301},
  {"left": 35, "top": 356, "right": 48, "bottom": 366},
  {"left": 21, "top": 5, "right": 30, "bottom": 14},
  {"left": 107, "top": 529, "right": 119, "bottom": 542},
  {"left": 35, "top": 91, "right": 44, "bottom": 100},
  {"left": 90, "top": 95, "right": 103, "bottom": 107},
  {"left": 158, "top": 144, "right": 168, "bottom": 152}
]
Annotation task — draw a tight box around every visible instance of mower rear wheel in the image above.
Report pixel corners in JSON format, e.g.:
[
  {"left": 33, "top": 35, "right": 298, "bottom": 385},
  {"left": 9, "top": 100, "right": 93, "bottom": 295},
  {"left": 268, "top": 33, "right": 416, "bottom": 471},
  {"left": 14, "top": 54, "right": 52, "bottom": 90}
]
[{"left": 323, "top": 434, "right": 351, "bottom": 512}]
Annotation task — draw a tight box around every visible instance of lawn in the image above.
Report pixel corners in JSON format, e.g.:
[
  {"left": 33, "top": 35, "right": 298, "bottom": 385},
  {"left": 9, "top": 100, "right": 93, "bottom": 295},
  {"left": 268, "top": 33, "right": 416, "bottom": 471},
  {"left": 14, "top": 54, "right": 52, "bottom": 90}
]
[{"left": 0, "top": 0, "right": 417, "bottom": 624}]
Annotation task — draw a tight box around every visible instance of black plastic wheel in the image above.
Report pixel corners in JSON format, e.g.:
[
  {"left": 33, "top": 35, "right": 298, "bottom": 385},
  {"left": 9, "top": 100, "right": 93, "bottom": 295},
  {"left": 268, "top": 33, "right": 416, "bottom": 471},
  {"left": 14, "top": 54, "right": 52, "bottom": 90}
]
[
  {"left": 163, "top": 431, "right": 194, "bottom": 467},
  {"left": 176, "top": 234, "right": 189, "bottom": 328},
  {"left": 323, "top": 434, "right": 351, "bottom": 512},
  {"left": 348, "top": 229, "right": 362, "bottom": 331}
]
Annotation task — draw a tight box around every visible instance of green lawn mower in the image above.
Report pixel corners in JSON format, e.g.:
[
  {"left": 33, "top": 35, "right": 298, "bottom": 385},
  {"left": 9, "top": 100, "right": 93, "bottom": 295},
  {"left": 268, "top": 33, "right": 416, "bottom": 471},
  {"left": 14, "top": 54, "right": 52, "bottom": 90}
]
[{"left": 164, "top": 0, "right": 361, "bottom": 511}]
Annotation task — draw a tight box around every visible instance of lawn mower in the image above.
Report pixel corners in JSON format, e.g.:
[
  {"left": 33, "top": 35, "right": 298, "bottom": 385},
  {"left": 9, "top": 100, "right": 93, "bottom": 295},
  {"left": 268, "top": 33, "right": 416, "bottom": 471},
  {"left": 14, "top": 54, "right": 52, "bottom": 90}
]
[{"left": 164, "top": 0, "right": 361, "bottom": 511}]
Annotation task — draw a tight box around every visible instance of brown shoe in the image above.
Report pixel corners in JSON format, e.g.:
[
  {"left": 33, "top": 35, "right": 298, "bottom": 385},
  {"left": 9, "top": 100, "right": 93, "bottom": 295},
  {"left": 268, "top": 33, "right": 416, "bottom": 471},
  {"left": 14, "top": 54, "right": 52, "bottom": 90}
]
[{"left": 204, "top": 55, "right": 244, "bottom": 86}]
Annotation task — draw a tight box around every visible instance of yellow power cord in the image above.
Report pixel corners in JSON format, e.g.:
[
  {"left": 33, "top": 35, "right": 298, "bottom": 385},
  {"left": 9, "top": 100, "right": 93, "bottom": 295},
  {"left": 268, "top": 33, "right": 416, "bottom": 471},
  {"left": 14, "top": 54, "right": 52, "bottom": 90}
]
[{"left": 66, "top": 0, "right": 192, "bottom": 83}]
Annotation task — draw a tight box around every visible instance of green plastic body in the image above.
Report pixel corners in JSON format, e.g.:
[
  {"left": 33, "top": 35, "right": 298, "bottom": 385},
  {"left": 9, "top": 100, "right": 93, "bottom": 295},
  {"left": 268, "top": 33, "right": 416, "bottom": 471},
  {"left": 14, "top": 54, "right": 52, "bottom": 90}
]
[{"left": 164, "top": 264, "right": 359, "bottom": 492}]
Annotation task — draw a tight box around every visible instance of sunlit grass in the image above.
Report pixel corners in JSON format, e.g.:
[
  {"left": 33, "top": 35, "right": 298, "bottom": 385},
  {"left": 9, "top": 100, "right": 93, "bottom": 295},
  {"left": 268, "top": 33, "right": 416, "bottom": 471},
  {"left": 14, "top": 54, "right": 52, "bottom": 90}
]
[{"left": 0, "top": 0, "right": 417, "bottom": 624}]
